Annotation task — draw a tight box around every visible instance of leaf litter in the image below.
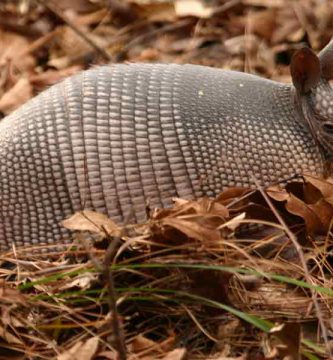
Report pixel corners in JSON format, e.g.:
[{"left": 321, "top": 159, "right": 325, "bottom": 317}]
[{"left": 0, "top": 175, "right": 332, "bottom": 359}]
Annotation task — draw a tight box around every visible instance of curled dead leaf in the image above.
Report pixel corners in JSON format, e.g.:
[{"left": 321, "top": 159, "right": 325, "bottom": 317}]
[
  {"left": 61, "top": 210, "right": 121, "bottom": 238},
  {"left": 160, "top": 217, "right": 221, "bottom": 243},
  {"left": 0, "top": 30, "right": 35, "bottom": 71},
  {"left": 265, "top": 322, "right": 301, "bottom": 360},
  {"left": 215, "top": 187, "right": 251, "bottom": 204},
  {"left": 57, "top": 336, "right": 99, "bottom": 360},
  {"left": 60, "top": 273, "right": 97, "bottom": 291},
  {"left": 267, "top": 185, "right": 289, "bottom": 202},
  {"left": 0, "top": 282, "right": 27, "bottom": 305},
  {"left": 0, "top": 77, "right": 33, "bottom": 113},
  {"left": 0, "top": 324, "right": 23, "bottom": 345},
  {"left": 153, "top": 197, "right": 229, "bottom": 221},
  {"left": 218, "top": 212, "right": 246, "bottom": 231},
  {"left": 130, "top": 334, "right": 164, "bottom": 356},
  {"left": 161, "top": 348, "right": 186, "bottom": 360},
  {"left": 285, "top": 193, "right": 325, "bottom": 234},
  {"left": 304, "top": 174, "right": 333, "bottom": 201},
  {"left": 175, "top": 0, "right": 214, "bottom": 18}
]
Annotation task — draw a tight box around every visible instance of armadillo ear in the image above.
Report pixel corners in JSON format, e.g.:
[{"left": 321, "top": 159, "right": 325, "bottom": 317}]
[
  {"left": 318, "top": 37, "right": 333, "bottom": 80},
  {"left": 290, "top": 47, "right": 321, "bottom": 94}
]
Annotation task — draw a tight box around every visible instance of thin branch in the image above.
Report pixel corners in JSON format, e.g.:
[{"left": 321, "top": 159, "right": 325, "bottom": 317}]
[
  {"left": 36, "top": 0, "right": 112, "bottom": 62},
  {"left": 79, "top": 211, "right": 130, "bottom": 360},
  {"left": 102, "top": 232, "right": 127, "bottom": 360}
]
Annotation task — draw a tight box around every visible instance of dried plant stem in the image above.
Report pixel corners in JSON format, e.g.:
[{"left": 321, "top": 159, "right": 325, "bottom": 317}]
[
  {"left": 103, "top": 233, "right": 127, "bottom": 360},
  {"left": 36, "top": 0, "right": 111, "bottom": 61},
  {"left": 79, "top": 212, "right": 127, "bottom": 359}
]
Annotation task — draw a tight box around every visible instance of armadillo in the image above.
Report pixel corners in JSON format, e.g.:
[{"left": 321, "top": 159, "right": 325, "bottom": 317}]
[{"left": 1, "top": 39, "right": 333, "bottom": 251}]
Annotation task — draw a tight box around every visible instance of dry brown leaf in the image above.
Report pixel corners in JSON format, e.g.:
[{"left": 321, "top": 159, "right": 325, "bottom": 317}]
[
  {"left": 0, "top": 283, "right": 27, "bottom": 305},
  {"left": 304, "top": 174, "right": 333, "bottom": 200},
  {"left": 199, "top": 198, "right": 229, "bottom": 218},
  {"left": 130, "top": 334, "right": 163, "bottom": 355},
  {"left": 219, "top": 212, "right": 246, "bottom": 231},
  {"left": 0, "top": 324, "right": 23, "bottom": 345},
  {"left": 160, "top": 217, "right": 221, "bottom": 243},
  {"left": 56, "top": 0, "right": 99, "bottom": 13},
  {"left": 57, "top": 336, "right": 99, "bottom": 360},
  {"left": 248, "top": 9, "right": 277, "bottom": 40},
  {"left": 265, "top": 322, "right": 301, "bottom": 360},
  {"left": 308, "top": 199, "right": 333, "bottom": 230},
  {"left": 29, "top": 66, "right": 82, "bottom": 89},
  {"left": 216, "top": 318, "right": 241, "bottom": 346},
  {"left": 161, "top": 348, "right": 186, "bottom": 360},
  {"left": 91, "top": 351, "right": 115, "bottom": 359},
  {"left": 0, "top": 77, "right": 33, "bottom": 113},
  {"left": 153, "top": 197, "right": 229, "bottom": 221},
  {"left": 175, "top": 0, "right": 214, "bottom": 18},
  {"left": 62, "top": 210, "right": 121, "bottom": 237},
  {"left": 243, "top": 0, "right": 284, "bottom": 7},
  {"left": 204, "top": 356, "right": 247, "bottom": 360},
  {"left": 286, "top": 193, "right": 324, "bottom": 234},
  {"left": 77, "top": 8, "right": 111, "bottom": 26},
  {"left": 267, "top": 185, "right": 289, "bottom": 202},
  {"left": 49, "top": 26, "right": 107, "bottom": 68},
  {"left": 272, "top": 12, "right": 300, "bottom": 44},
  {"left": 0, "top": 30, "right": 35, "bottom": 71},
  {"left": 60, "top": 273, "right": 97, "bottom": 291},
  {"left": 216, "top": 187, "right": 251, "bottom": 204},
  {"left": 138, "top": 2, "right": 176, "bottom": 22},
  {"left": 224, "top": 35, "right": 261, "bottom": 56}
]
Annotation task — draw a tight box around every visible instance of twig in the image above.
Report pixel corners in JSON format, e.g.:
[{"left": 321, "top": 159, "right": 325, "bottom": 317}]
[
  {"left": 102, "top": 230, "right": 127, "bottom": 360},
  {"left": 36, "top": 0, "right": 112, "bottom": 62},
  {"left": 119, "top": 18, "right": 194, "bottom": 59},
  {"left": 79, "top": 211, "right": 130, "bottom": 360},
  {"left": 249, "top": 172, "right": 332, "bottom": 357},
  {"left": 211, "top": 0, "right": 241, "bottom": 16}
]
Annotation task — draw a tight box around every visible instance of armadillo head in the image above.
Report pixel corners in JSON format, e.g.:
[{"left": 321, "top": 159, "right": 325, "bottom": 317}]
[{"left": 291, "top": 39, "right": 333, "bottom": 160}]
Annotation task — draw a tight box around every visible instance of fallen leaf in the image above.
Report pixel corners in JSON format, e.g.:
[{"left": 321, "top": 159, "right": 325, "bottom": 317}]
[
  {"left": 267, "top": 185, "right": 289, "bottom": 202},
  {"left": 161, "top": 348, "right": 186, "bottom": 360},
  {"left": 265, "top": 322, "right": 301, "bottom": 360},
  {"left": 91, "top": 351, "right": 115, "bottom": 360},
  {"left": 56, "top": 0, "right": 98, "bottom": 13},
  {"left": 62, "top": 210, "right": 121, "bottom": 237},
  {"left": 57, "top": 336, "right": 99, "bottom": 360},
  {"left": 0, "top": 30, "right": 35, "bottom": 71},
  {"left": 243, "top": 0, "right": 284, "bottom": 6},
  {"left": 204, "top": 352, "right": 247, "bottom": 360},
  {"left": 247, "top": 9, "right": 277, "bottom": 40},
  {"left": 0, "top": 77, "right": 33, "bottom": 113},
  {"left": 175, "top": 0, "right": 215, "bottom": 18},
  {"left": 60, "top": 273, "right": 97, "bottom": 291},
  {"left": 0, "top": 324, "right": 23, "bottom": 345},
  {"left": 49, "top": 25, "right": 107, "bottom": 68},
  {"left": 130, "top": 334, "right": 163, "bottom": 355},
  {"left": 224, "top": 35, "right": 261, "bottom": 56},
  {"left": 286, "top": 194, "right": 327, "bottom": 234},
  {"left": 304, "top": 174, "right": 333, "bottom": 200},
  {"left": 29, "top": 66, "right": 82, "bottom": 90},
  {"left": 215, "top": 187, "right": 252, "bottom": 205},
  {"left": 138, "top": 2, "right": 176, "bottom": 22},
  {"left": 0, "top": 282, "right": 27, "bottom": 305},
  {"left": 308, "top": 199, "right": 333, "bottom": 230},
  {"left": 153, "top": 197, "right": 228, "bottom": 221},
  {"left": 218, "top": 212, "right": 246, "bottom": 231},
  {"left": 160, "top": 217, "right": 221, "bottom": 243}
]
